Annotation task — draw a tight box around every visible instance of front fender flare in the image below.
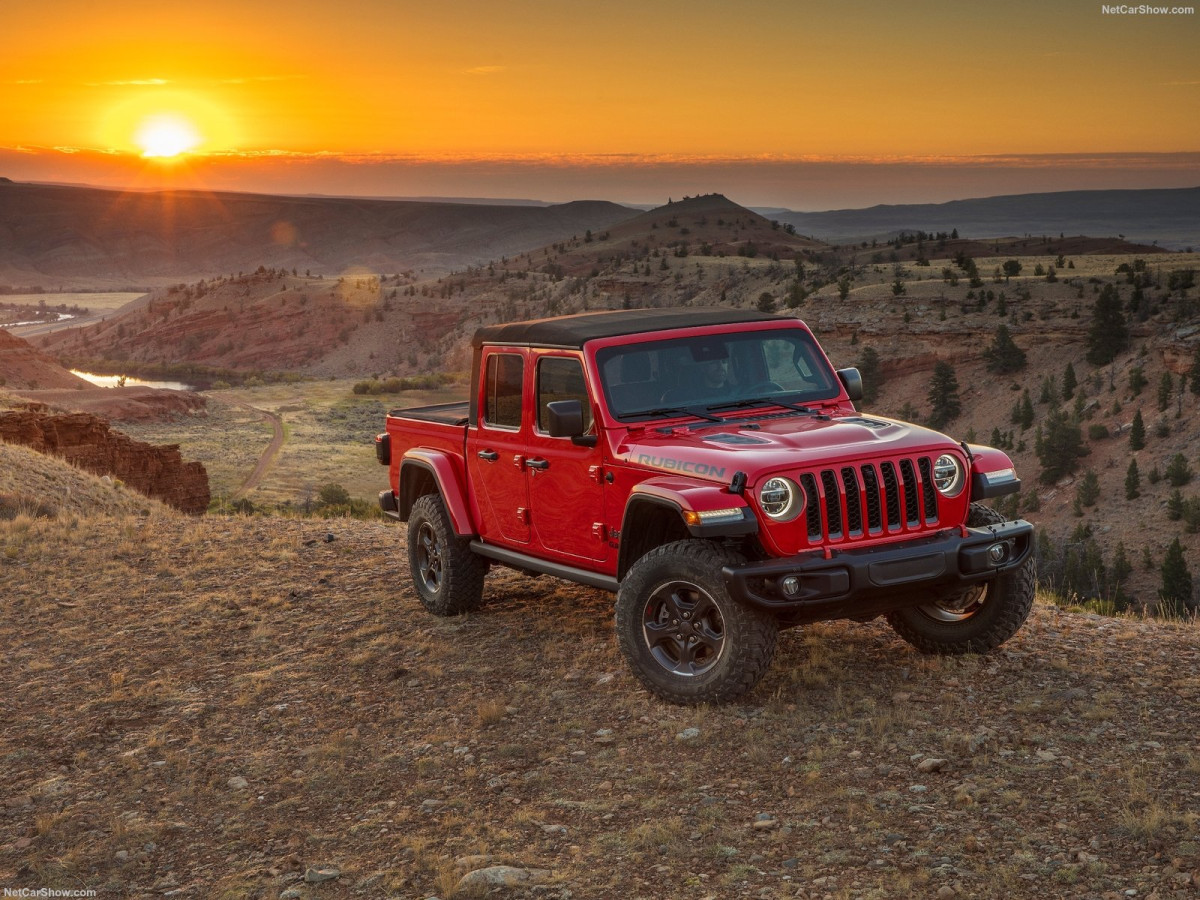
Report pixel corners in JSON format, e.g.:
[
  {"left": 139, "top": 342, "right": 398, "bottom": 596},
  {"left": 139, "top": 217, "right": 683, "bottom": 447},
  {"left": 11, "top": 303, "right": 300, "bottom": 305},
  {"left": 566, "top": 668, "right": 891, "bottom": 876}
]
[
  {"left": 618, "top": 478, "right": 757, "bottom": 577},
  {"left": 965, "top": 443, "right": 1022, "bottom": 501}
]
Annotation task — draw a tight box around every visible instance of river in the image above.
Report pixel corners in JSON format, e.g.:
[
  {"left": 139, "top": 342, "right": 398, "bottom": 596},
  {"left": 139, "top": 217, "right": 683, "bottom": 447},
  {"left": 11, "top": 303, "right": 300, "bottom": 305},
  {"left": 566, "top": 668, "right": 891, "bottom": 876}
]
[{"left": 71, "top": 370, "right": 198, "bottom": 392}]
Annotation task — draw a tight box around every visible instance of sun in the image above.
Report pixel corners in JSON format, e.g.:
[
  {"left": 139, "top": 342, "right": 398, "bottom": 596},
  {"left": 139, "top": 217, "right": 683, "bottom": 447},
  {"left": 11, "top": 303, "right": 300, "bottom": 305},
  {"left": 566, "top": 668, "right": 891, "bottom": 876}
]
[{"left": 135, "top": 113, "right": 202, "bottom": 158}]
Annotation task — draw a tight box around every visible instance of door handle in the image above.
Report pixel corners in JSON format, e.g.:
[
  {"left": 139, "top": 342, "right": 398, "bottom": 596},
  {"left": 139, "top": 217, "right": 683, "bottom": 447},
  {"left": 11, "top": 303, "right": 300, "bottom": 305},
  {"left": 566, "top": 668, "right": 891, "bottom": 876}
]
[
  {"left": 477, "top": 449, "right": 499, "bottom": 461},
  {"left": 525, "top": 458, "right": 550, "bottom": 470}
]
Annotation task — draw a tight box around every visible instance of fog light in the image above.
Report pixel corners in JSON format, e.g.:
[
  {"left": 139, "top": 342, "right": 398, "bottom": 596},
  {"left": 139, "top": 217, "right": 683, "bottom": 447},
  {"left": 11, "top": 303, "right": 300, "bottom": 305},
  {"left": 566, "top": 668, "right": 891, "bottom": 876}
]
[
  {"left": 781, "top": 576, "right": 801, "bottom": 597},
  {"left": 988, "top": 542, "right": 1009, "bottom": 564}
]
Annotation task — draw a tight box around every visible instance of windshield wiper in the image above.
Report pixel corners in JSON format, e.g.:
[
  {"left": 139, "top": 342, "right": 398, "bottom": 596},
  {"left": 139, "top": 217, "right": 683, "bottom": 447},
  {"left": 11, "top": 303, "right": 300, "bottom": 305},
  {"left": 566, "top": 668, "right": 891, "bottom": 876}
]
[
  {"left": 622, "top": 406, "right": 725, "bottom": 423},
  {"left": 706, "top": 396, "right": 814, "bottom": 414}
]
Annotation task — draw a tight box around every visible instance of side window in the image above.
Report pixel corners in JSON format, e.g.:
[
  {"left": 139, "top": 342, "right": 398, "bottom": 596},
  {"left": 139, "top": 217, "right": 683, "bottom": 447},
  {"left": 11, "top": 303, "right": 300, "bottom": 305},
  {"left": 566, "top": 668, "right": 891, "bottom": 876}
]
[
  {"left": 536, "top": 356, "right": 593, "bottom": 433},
  {"left": 484, "top": 353, "right": 524, "bottom": 429}
]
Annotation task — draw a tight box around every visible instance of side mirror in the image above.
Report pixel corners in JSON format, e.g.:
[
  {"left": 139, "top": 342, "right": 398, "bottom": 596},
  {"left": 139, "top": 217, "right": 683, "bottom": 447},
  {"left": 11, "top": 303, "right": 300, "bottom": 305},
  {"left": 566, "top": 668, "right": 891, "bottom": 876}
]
[
  {"left": 546, "top": 399, "right": 585, "bottom": 438},
  {"left": 837, "top": 367, "right": 863, "bottom": 403}
]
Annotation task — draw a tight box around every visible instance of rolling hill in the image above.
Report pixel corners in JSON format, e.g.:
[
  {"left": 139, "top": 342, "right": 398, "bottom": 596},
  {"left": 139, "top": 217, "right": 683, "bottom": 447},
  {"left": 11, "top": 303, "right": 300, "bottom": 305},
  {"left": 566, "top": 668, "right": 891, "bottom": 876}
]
[
  {"left": 28, "top": 194, "right": 830, "bottom": 375},
  {"left": 763, "top": 186, "right": 1200, "bottom": 251},
  {"left": 0, "top": 180, "right": 637, "bottom": 289}
]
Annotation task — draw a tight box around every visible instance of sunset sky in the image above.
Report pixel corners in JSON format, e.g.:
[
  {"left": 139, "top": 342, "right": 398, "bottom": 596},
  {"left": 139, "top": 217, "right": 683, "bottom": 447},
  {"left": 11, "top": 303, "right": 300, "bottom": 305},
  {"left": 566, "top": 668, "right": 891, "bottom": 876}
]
[{"left": 2, "top": 0, "right": 1197, "bottom": 208}]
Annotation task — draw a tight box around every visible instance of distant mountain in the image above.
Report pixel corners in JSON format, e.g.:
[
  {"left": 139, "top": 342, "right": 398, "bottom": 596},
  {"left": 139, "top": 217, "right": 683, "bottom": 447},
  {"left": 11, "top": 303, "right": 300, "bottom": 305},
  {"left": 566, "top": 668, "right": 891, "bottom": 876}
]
[
  {"left": 298, "top": 194, "right": 555, "bottom": 206},
  {"left": 759, "top": 187, "right": 1200, "bottom": 250},
  {"left": 0, "top": 181, "right": 638, "bottom": 289}
]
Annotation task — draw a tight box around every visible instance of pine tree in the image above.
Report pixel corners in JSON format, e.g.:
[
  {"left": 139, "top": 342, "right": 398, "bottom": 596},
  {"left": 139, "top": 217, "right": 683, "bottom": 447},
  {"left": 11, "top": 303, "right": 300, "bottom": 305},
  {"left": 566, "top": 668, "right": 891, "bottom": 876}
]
[
  {"left": 857, "top": 345, "right": 882, "bottom": 404},
  {"left": 1166, "top": 453, "right": 1193, "bottom": 487},
  {"left": 984, "top": 324, "right": 1027, "bottom": 374},
  {"left": 1129, "top": 410, "right": 1145, "bottom": 451},
  {"left": 1062, "top": 361, "right": 1077, "bottom": 400},
  {"left": 1158, "top": 538, "right": 1194, "bottom": 619},
  {"left": 926, "top": 361, "right": 961, "bottom": 430},
  {"left": 1167, "top": 489, "right": 1184, "bottom": 521},
  {"left": 1077, "top": 470, "right": 1100, "bottom": 507},
  {"left": 1086, "top": 284, "right": 1130, "bottom": 365},
  {"left": 1125, "top": 458, "right": 1140, "bottom": 500},
  {"left": 1158, "top": 371, "right": 1173, "bottom": 412},
  {"left": 1039, "top": 375, "right": 1058, "bottom": 405},
  {"left": 1018, "top": 390, "right": 1034, "bottom": 430},
  {"left": 1061, "top": 532, "right": 1106, "bottom": 601},
  {"left": 1129, "top": 366, "right": 1147, "bottom": 396},
  {"left": 1186, "top": 498, "right": 1200, "bottom": 534},
  {"left": 1036, "top": 405, "right": 1087, "bottom": 483}
]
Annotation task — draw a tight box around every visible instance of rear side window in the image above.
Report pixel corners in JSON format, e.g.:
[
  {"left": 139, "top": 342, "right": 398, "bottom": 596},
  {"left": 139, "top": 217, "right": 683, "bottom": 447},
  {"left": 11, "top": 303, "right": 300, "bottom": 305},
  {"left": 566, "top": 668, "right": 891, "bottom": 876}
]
[
  {"left": 484, "top": 353, "right": 523, "bottom": 428},
  {"left": 536, "top": 356, "right": 593, "bottom": 433}
]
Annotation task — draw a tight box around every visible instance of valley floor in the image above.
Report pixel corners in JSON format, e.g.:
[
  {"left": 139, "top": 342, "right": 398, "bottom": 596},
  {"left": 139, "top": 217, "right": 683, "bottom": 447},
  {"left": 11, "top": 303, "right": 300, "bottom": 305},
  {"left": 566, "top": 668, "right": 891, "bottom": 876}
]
[{"left": 2, "top": 512, "right": 1199, "bottom": 899}]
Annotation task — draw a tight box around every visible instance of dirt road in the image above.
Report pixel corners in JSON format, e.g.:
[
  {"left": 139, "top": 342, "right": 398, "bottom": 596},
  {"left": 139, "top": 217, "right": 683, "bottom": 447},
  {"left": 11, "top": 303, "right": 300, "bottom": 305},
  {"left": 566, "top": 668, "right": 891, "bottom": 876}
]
[{"left": 229, "top": 402, "right": 285, "bottom": 499}]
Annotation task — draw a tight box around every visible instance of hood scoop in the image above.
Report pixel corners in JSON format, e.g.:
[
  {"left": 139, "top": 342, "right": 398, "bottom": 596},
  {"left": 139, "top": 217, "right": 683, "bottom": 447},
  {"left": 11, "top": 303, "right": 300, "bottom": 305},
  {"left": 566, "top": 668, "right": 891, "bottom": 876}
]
[
  {"left": 840, "top": 417, "right": 892, "bottom": 429},
  {"left": 704, "top": 432, "right": 770, "bottom": 445}
]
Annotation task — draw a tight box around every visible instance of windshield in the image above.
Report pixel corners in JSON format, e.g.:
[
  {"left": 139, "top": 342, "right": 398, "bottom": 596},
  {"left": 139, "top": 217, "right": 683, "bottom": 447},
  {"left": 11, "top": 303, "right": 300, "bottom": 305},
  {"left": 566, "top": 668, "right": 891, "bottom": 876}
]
[{"left": 596, "top": 327, "right": 840, "bottom": 419}]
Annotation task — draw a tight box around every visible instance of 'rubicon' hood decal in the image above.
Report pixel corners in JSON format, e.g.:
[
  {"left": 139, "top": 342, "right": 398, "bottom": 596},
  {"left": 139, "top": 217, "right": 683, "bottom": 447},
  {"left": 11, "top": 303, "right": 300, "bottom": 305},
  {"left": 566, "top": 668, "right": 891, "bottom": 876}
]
[{"left": 617, "top": 414, "right": 959, "bottom": 482}]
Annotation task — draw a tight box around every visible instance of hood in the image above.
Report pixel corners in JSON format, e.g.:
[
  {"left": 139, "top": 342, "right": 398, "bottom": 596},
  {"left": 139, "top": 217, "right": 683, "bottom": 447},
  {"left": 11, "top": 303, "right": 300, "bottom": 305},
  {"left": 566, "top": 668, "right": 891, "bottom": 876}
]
[{"left": 616, "top": 413, "right": 960, "bottom": 484}]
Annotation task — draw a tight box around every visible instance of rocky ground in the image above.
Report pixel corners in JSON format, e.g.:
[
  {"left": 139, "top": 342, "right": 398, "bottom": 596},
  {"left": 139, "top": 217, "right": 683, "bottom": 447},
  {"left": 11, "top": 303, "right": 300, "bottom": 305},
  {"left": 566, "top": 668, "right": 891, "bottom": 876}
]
[{"left": 2, "top": 511, "right": 1199, "bottom": 899}]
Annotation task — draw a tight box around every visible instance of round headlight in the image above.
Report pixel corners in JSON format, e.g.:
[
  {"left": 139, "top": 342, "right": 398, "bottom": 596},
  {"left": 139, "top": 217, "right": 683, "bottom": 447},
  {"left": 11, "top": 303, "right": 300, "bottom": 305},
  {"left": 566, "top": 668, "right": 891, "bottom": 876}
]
[
  {"left": 759, "top": 476, "right": 803, "bottom": 521},
  {"left": 933, "top": 454, "right": 965, "bottom": 497}
]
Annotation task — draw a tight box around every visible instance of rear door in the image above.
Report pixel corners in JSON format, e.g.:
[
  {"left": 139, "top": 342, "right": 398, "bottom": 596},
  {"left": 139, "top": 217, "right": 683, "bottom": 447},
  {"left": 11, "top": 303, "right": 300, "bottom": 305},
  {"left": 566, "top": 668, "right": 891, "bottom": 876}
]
[
  {"left": 465, "top": 349, "right": 531, "bottom": 545},
  {"left": 526, "top": 352, "right": 609, "bottom": 563}
]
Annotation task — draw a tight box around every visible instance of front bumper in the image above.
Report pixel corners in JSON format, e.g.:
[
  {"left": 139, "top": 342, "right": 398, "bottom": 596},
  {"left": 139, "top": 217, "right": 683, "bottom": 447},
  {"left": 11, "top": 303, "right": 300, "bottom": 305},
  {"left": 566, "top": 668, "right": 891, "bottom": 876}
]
[{"left": 723, "top": 518, "right": 1033, "bottom": 622}]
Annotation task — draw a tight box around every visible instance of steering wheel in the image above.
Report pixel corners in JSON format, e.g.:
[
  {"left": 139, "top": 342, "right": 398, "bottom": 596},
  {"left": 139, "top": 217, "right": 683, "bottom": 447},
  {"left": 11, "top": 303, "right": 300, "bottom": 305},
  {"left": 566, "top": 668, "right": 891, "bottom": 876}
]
[{"left": 744, "top": 381, "right": 784, "bottom": 395}]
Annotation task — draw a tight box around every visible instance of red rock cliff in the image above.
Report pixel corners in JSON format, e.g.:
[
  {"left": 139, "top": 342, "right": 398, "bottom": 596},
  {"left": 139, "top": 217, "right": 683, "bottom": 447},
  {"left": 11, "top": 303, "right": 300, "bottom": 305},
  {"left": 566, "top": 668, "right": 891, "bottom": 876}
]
[{"left": 0, "top": 405, "right": 210, "bottom": 514}]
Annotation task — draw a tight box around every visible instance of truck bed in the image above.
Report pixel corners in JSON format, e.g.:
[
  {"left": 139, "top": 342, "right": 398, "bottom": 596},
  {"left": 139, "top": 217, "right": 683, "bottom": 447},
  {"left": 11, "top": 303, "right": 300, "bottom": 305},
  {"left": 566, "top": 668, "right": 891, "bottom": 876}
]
[{"left": 388, "top": 401, "right": 469, "bottom": 426}]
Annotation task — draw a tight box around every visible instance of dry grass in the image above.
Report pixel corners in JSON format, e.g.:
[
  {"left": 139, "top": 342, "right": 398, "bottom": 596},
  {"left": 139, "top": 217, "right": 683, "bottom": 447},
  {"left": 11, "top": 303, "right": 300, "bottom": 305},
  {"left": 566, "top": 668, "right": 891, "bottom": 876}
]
[
  {"left": 0, "top": 443, "right": 167, "bottom": 520},
  {"left": 2, "top": 291, "right": 145, "bottom": 314},
  {"left": 119, "top": 379, "right": 463, "bottom": 507},
  {"left": 2, "top": 510, "right": 1200, "bottom": 898}
]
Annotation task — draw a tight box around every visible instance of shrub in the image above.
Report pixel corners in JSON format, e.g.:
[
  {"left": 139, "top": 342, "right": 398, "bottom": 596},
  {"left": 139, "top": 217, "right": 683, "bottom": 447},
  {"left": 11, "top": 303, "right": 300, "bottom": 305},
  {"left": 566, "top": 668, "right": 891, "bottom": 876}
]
[
  {"left": 318, "top": 483, "right": 352, "bottom": 507},
  {"left": 983, "top": 325, "right": 1027, "bottom": 374},
  {"left": 1166, "top": 453, "right": 1193, "bottom": 487}
]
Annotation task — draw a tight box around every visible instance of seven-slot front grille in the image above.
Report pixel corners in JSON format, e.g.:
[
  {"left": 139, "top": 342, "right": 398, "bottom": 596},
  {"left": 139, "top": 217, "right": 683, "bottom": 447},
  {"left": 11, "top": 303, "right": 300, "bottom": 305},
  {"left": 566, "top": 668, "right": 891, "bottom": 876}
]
[{"left": 797, "top": 457, "right": 941, "bottom": 543}]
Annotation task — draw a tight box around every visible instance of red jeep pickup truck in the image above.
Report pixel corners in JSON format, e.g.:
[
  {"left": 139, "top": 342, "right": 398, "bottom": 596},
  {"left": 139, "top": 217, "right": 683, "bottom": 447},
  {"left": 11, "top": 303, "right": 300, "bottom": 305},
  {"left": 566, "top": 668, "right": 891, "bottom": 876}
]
[{"left": 376, "top": 308, "right": 1033, "bottom": 703}]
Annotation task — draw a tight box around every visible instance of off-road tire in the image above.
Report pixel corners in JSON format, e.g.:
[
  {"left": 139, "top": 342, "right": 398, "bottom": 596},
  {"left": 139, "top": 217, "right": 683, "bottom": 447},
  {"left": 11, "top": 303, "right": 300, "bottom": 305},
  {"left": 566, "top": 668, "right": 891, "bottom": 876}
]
[
  {"left": 886, "top": 503, "right": 1034, "bottom": 654},
  {"left": 407, "top": 493, "right": 487, "bottom": 616},
  {"left": 616, "top": 540, "right": 778, "bottom": 704}
]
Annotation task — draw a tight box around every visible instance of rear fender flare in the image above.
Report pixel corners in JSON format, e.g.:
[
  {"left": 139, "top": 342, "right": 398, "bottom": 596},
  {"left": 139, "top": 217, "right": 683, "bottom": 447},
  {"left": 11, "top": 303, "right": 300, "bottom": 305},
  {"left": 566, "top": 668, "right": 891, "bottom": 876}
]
[{"left": 399, "top": 449, "right": 474, "bottom": 535}]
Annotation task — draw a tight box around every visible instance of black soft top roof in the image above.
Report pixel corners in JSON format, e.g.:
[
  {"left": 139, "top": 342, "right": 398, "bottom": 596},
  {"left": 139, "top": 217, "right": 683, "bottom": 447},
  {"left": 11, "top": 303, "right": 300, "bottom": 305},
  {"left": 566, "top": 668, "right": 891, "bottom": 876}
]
[{"left": 471, "top": 307, "right": 786, "bottom": 349}]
